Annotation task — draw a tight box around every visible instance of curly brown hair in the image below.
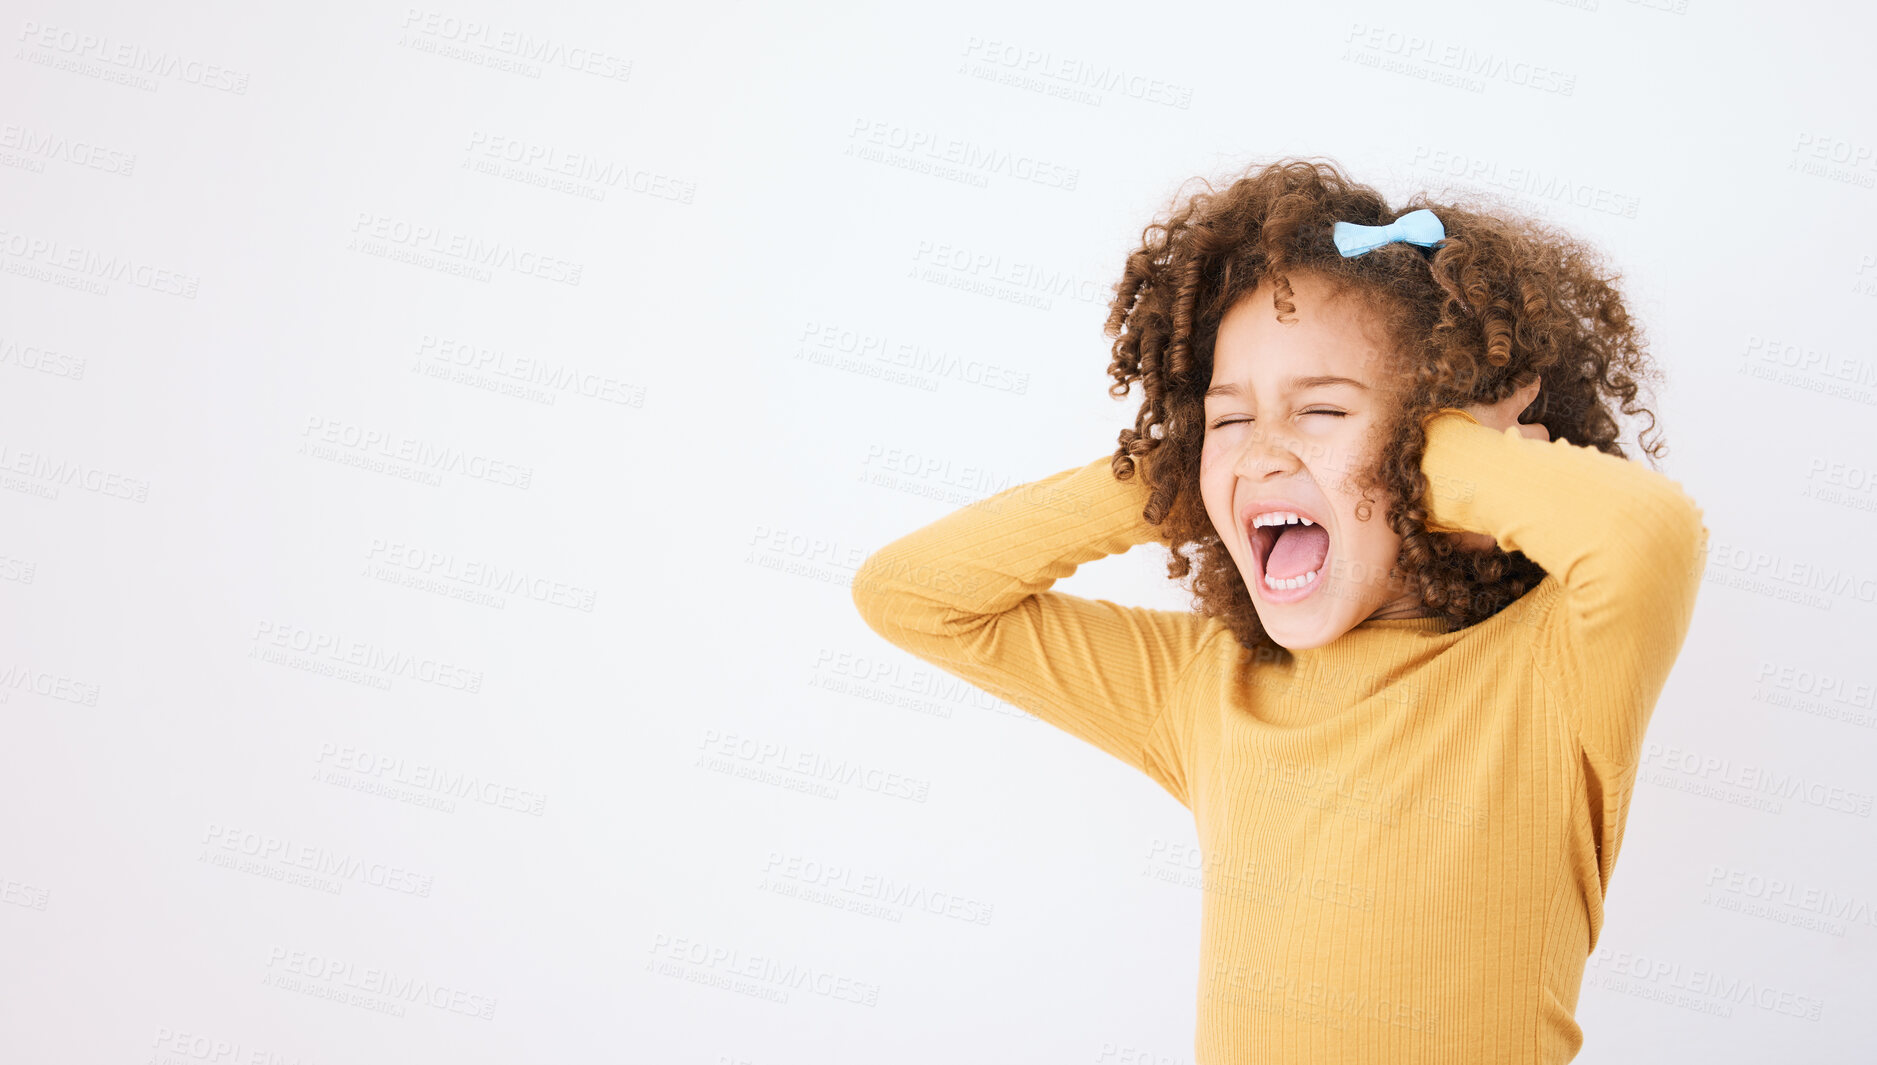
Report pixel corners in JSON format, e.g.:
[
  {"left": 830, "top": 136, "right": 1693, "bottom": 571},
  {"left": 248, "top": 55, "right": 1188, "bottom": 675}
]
[{"left": 1103, "top": 156, "right": 1666, "bottom": 661}]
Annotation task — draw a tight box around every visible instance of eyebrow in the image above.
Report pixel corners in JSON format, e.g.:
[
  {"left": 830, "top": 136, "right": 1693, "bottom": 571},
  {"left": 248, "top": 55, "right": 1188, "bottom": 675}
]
[{"left": 1204, "top": 375, "right": 1371, "bottom": 400}]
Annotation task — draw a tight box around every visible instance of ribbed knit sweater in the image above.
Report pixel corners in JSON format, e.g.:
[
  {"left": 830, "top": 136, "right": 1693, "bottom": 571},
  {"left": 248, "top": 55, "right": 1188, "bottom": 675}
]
[{"left": 850, "top": 407, "right": 1710, "bottom": 1064}]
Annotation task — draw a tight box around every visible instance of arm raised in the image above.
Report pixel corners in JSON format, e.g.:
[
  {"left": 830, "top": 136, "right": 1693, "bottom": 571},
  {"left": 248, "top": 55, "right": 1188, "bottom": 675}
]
[
  {"left": 851, "top": 450, "right": 1211, "bottom": 806},
  {"left": 1419, "top": 406, "right": 1710, "bottom": 768}
]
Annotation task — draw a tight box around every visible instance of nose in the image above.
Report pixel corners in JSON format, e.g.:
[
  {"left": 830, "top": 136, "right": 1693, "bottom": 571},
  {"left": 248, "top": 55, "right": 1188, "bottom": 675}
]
[{"left": 1232, "top": 419, "right": 1304, "bottom": 481}]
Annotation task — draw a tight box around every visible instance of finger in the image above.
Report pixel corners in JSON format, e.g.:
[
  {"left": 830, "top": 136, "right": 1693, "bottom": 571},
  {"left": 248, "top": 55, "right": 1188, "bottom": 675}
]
[{"left": 1453, "top": 531, "right": 1497, "bottom": 552}]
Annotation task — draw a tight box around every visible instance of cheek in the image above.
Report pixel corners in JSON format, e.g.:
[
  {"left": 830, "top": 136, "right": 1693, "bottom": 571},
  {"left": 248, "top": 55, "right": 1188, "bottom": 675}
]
[
  {"left": 1199, "top": 478, "right": 1229, "bottom": 534},
  {"left": 1346, "top": 519, "right": 1395, "bottom": 554},
  {"left": 1313, "top": 438, "right": 1369, "bottom": 489},
  {"left": 1340, "top": 511, "right": 1405, "bottom": 580},
  {"left": 1198, "top": 441, "right": 1225, "bottom": 497},
  {"left": 1198, "top": 462, "right": 1237, "bottom": 539}
]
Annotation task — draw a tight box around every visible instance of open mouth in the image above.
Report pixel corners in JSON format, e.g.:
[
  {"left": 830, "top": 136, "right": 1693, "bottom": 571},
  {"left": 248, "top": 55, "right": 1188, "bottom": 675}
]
[{"left": 1247, "top": 511, "right": 1332, "bottom": 600}]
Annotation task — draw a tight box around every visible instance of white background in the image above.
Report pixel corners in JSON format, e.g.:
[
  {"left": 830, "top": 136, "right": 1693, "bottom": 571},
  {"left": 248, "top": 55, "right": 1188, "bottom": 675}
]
[{"left": 3, "top": 1, "right": 1875, "bottom": 1062}]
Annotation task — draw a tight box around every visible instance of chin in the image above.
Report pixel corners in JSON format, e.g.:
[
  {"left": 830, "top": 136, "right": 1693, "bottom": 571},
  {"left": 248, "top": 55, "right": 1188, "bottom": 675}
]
[
  {"left": 1240, "top": 548, "right": 1342, "bottom": 649},
  {"left": 1257, "top": 612, "right": 1348, "bottom": 652}
]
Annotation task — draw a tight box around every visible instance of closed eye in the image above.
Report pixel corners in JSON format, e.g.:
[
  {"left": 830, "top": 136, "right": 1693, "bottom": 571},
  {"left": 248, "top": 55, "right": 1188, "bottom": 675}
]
[{"left": 1208, "top": 410, "right": 1346, "bottom": 429}]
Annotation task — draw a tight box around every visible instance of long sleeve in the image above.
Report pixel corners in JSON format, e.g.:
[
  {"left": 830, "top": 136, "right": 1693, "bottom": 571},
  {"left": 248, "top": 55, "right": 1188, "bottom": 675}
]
[
  {"left": 1419, "top": 408, "right": 1710, "bottom": 769},
  {"left": 1420, "top": 408, "right": 1709, "bottom": 909},
  {"left": 849, "top": 450, "right": 1211, "bottom": 808}
]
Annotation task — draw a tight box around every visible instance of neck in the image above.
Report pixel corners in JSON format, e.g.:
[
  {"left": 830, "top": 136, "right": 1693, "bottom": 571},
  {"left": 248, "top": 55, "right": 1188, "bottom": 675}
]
[
  {"left": 1365, "top": 575, "right": 1436, "bottom": 622},
  {"left": 1365, "top": 601, "right": 1436, "bottom": 622}
]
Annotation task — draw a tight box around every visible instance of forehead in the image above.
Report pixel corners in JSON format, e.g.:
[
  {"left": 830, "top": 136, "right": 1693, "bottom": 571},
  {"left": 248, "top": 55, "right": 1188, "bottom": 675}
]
[{"left": 1208, "top": 274, "right": 1390, "bottom": 394}]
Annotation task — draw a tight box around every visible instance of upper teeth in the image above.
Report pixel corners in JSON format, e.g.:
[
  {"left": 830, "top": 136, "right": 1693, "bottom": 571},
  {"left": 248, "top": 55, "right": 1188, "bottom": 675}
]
[{"left": 1252, "top": 511, "right": 1313, "bottom": 528}]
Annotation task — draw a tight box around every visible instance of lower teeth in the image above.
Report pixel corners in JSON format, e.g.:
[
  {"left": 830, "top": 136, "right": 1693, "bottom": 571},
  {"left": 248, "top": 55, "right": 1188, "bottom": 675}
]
[{"left": 1264, "top": 566, "right": 1321, "bottom": 591}]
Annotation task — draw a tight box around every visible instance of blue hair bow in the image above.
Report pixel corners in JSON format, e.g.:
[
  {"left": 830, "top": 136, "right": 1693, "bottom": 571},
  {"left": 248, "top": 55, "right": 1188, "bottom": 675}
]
[{"left": 1331, "top": 208, "right": 1446, "bottom": 257}]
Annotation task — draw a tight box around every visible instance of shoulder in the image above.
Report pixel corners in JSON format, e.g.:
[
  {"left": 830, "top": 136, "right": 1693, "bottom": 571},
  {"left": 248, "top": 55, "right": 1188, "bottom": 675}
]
[{"left": 1158, "top": 616, "right": 1267, "bottom": 698}]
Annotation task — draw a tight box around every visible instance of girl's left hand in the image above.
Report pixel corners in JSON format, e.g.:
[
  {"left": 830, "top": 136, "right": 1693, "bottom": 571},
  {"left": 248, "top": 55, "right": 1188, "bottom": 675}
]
[{"left": 1449, "top": 373, "right": 1549, "bottom": 553}]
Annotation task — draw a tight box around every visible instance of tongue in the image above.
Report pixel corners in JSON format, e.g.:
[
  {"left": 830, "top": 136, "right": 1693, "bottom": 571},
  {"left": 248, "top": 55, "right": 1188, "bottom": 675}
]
[{"left": 1266, "top": 524, "right": 1329, "bottom": 579}]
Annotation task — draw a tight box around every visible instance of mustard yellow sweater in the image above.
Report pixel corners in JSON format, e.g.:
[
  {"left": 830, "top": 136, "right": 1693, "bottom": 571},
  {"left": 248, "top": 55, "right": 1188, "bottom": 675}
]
[{"left": 850, "top": 408, "right": 1710, "bottom": 1064}]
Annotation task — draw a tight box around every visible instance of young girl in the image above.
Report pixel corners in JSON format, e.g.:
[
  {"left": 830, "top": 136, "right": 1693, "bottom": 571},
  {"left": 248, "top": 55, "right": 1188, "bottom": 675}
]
[{"left": 850, "top": 158, "right": 1708, "bottom": 1064}]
